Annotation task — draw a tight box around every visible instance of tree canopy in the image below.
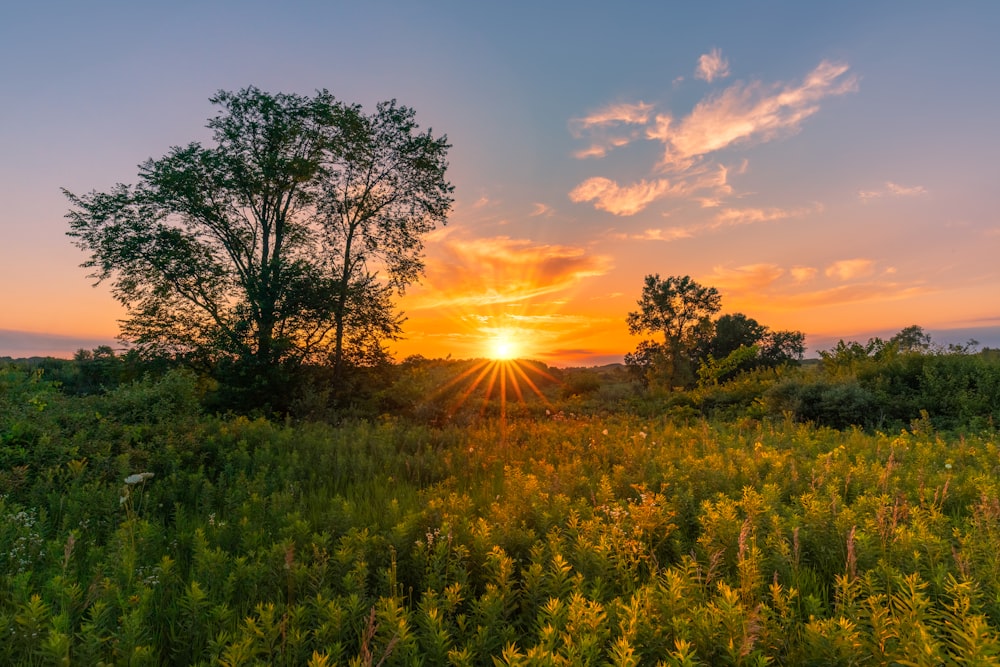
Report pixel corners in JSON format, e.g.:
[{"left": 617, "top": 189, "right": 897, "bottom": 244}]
[
  {"left": 625, "top": 275, "right": 804, "bottom": 389},
  {"left": 625, "top": 274, "right": 721, "bottom": 388},
  {"left": 66, "top": 87, "right": 453, "bottom": 381}
]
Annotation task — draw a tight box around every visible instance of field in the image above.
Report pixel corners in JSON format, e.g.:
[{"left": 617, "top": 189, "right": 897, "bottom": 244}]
[{"left": 2, "top": 364, "right": 1000, "bottom": 665}]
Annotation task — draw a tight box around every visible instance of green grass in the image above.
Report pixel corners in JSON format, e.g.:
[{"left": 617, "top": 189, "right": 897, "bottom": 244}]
[{"left": 2, "top": 366, "right": 1000, "bottom": 665}]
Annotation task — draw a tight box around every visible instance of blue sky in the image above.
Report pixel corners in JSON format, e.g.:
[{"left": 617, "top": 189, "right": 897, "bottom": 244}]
[{"left": 2, "top": 1, "right": 998, "bottom": 363}]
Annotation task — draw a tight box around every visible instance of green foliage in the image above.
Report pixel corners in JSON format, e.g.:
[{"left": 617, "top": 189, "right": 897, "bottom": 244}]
[{"left": 2, "top": 361, "right": 1000, "bottom": 663}]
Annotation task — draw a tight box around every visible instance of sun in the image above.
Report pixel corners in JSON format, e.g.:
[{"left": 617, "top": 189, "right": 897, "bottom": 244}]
[{"left": 488, "top": 333, "right": 520, "bottom": 360}]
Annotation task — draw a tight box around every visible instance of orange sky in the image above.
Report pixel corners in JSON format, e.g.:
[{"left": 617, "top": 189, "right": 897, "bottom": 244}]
[{"left": 2, "top": 3, "right": 998, "bottom": 364}]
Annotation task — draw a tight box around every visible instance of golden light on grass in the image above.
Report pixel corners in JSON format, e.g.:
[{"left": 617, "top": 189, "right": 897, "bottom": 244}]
[{"left": 429, "top": 354, "right": 560, "bottom": 440}]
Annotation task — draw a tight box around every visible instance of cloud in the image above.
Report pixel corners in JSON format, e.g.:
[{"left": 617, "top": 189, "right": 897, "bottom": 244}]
[
  {"left": 570, "top": 101, "right": 655, "bottom": 131},
  {"left": 701, "top": 261, "right": 931, "bottom": 311},
  {"left": 530, "top": 203, "right": 555, "bottom": 218},
  {"left": 568, "top": 177, "right": 676, "bottom": 216},
  {"left": 420, "top": 235, "right": 612, "bottom": 308},
  {"left": 695, "top": 48, "right": 730, "bottom": 82},
  {"left": 622, "top": 204, "right": 814, "bottom": 241},
  {"left": 631, "top": 227, "right": 694, "bottom": 241},
  {"left": 651, "top": 60, "right": 857, "bottom": 169},
  {"left": 711, "top": 206, "right": 803, "bottom": 227},
  {"left": 825, "top": 258, "right": 875, "bottom": 281},
  {"left": 569, "top": 59, "right": 857, "bottom": 215},
  {"left": 705, "top": 263, "right": 786, "bottom": 292},
  {"left": 569, "top": 101, "right": 655, "bottom": 159},
  {"left": 790, "top": 266, "right": 817, "bottom": 282},
  {"left": 780, "top": 283, "right": 931, "bottom": 309},
  {"left": 859, "top": 181, "right": 928, "bottom": 201}
]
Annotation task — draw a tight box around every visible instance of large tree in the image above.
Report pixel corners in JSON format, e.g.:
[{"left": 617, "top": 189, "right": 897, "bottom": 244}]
[
  {"left": 625, "top": 274, "right": 721, "bottom": 388},
  {"left": 65, "top": 87, "right": 453, "bottom": 380}
]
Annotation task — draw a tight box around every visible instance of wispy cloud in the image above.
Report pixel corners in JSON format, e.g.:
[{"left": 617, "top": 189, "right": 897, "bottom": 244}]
[
  {"left": 825, "top": 258, "right": 875, "bottom": 281},
  {"left": 570, "top": 101, "right": 655, "bottom": 130},
  {"left": 701, "top": 259, "right": 930, "bottom": 310},
  {"left": 569, "top": 60, "right": 858, "bottom": 215},
  {"left": 790, "top": 266, "right": 818, "bottom": 282},
  {"left": 568, "top": 177, "right": 676, "bottom": 216},
  {"left": 530, "top": 202, "right": 555, "bottom": 217},
  {"left": 706, "top": 263, "right": 786, "bottom": 291},
  {"left": 569, "top": 101, "right": 655, "bottom": 158},
  {"left": 651, "top": 61, "right": 857, "bottom": 169},
  {"left": 419, "top": 235, "right": 612, "bottom": 308},
  {"left": 695, "top": 48, "right": 730, "bottom": 82},
  {"left": 859, "top": 181, "right": 928, "bottom": 201},
  {"left": 618, "top": 204, "right": 815, "bottom": 240}
]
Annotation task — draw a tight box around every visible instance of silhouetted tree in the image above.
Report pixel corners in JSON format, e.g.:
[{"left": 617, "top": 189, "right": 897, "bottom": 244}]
[
  {"left": 66, "top": 87, "right": 453, "bottom": 393},
  {"left": 626, "top": 275, "right": 721, "bottom": 388}
]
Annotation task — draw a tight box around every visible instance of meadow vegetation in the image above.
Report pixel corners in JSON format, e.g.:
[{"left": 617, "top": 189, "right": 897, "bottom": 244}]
[{"left": 2, "top": 341, "right": 1000, "bottom": 665}]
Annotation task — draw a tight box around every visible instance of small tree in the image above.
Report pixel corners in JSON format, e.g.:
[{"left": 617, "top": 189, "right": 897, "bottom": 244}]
[
  {"left": 66, "top": 87, "right": 453, "bottom": 393},
  {"left": 626, "top": 274, "right": 721, "bottom": 389}
]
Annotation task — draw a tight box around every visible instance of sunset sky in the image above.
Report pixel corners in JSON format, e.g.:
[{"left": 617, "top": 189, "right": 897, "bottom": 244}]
[{"left": 2, "top": 2, "right": 998, "bottom": 365}]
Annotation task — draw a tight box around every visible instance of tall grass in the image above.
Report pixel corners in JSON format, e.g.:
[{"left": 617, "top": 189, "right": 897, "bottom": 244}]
[{"left": 2, "top": 366, "right": 999, "bottom": 664}]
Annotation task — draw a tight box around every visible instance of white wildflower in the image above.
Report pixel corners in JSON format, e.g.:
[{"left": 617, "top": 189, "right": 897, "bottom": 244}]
[{"left": 124, "top": 472, "right": 154, "bottom": 485}]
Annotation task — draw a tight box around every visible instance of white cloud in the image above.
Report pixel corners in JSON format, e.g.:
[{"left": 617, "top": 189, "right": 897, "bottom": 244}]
[{"left": 695, "top": 48, "right": 730, "bottom": 83}]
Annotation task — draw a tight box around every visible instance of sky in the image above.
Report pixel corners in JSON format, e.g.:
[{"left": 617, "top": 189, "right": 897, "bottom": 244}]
[{"left": 2, "top": 1, "right": 998, "bottom": 366}]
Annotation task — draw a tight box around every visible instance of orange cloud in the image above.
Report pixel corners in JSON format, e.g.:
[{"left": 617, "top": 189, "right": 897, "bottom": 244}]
[
  {"left": 790, "top": 266, "right": 818, "bottom": 282},
  {"left": 695, "top": 48, "right": 730, "bottom": 82},
  {"left": 419, "top": 235, "right": 612, "bottom": 308},
  {"left": 825, "top": 258, "right": 875, "bottom": 281},
  {"left": 705, "top": 263, "right": 786, "bottom": 292},
  {"left": 701, "top": 258, "right": 932, "bottom": 314},
  {"left": 568, "top": 177, "right": 676, "bottom": 216}
]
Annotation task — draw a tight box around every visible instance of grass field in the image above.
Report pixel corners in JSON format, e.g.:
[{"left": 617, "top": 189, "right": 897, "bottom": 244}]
[{"left": 2, "top": 364, "right": 1000, "bottom": 665}]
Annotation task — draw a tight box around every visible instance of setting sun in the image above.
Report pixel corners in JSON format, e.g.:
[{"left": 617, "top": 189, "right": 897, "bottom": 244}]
[{"left": 489, "top": 334, "right": 519, "bottom": 360}]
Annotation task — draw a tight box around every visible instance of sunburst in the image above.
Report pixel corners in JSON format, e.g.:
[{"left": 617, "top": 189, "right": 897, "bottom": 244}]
[{"left": 488, "top": 332, "right": 520, "bottom": 360}]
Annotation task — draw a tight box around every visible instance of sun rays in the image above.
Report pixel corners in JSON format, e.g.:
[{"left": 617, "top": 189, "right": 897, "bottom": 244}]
[{"left": 429, "top": 355, "right": 560, "bottom": 426}]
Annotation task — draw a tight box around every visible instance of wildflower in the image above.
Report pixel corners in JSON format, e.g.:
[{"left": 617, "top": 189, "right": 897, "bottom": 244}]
[
  {"left": 638, "top": 431, "right": 647, "bottom": 440},
  {"left": 124, "top": 472, "right": 154, "bottom": 485},
  {"left": 945, "top": 463, "right": 953, "bottom": 470},
  {"left": 602, "top": 429, "right": 609, "bottom": 436}
]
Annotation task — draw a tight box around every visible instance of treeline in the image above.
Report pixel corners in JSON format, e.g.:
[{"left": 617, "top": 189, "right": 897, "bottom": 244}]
[
  {"left": 638, "top": 327, "right": 999, "bottom": 432},
  {"left": 5, "top": 324, "right": 999, "bottom": 434}
]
